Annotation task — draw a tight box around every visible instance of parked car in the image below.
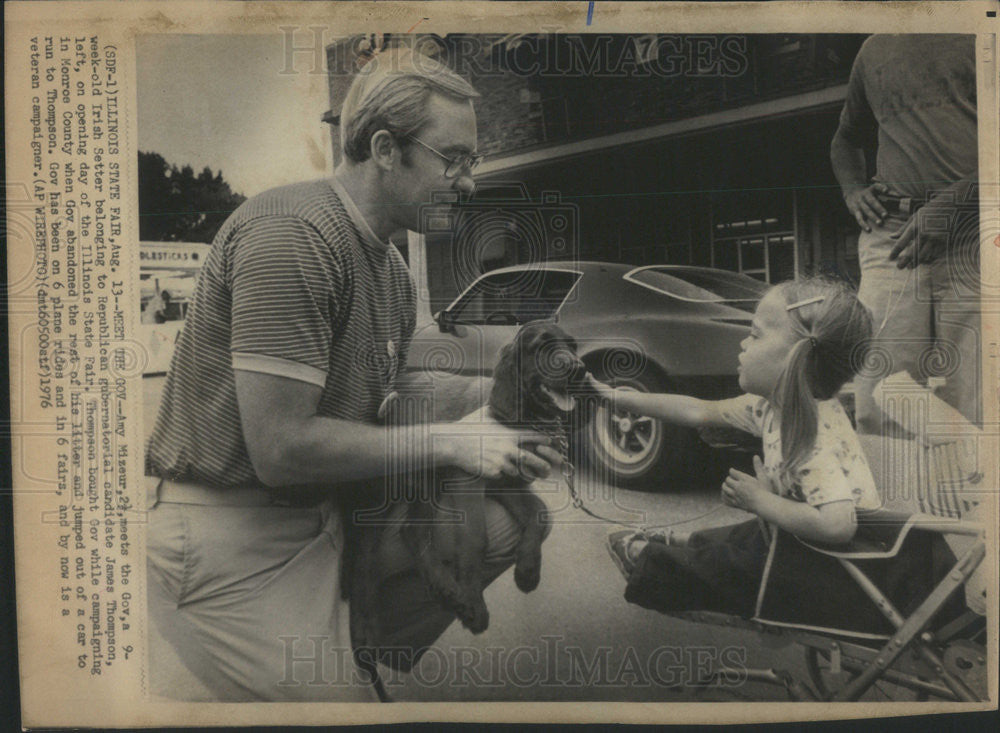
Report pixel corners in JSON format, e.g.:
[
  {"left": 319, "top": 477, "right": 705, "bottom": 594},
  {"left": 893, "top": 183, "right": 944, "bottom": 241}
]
[{"left": 405, "top": 262, "right": 768, "bottom": 488}]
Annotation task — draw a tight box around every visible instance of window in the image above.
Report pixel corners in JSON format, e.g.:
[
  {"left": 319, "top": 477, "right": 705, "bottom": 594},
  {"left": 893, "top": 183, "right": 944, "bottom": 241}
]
[
  {"left": 710, "top": 191, "right": 798, "bottom": 283},
  {"left": 449, "top": 269, "right": 581, "bottom": 325},
  {"left": 626, "top": 266, "right": 767, "bottom": 312}
]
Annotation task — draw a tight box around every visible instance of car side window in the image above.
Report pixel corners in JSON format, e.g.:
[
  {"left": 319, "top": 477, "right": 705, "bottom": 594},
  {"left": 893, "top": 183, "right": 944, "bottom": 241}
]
[
  {"left": 450, "top": 270, "right": 580, "bottom": 325},
  {"left": 628, "top": 267, "right": 767, "bottom": 313}
]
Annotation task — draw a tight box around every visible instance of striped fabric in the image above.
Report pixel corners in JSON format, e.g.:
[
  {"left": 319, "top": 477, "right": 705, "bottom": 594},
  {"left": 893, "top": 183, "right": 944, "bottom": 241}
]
[{"left": 146, "top": 178, "right": 415, "bottom": 488}]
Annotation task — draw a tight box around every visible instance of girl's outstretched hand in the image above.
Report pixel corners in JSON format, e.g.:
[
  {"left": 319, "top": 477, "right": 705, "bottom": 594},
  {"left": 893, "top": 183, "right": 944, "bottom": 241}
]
[
  {"left": 721, "top": 455, "right": 772, "bottom": 513},
  {"left": 584, "top": 373, "right": 616, "bottom": 400}
]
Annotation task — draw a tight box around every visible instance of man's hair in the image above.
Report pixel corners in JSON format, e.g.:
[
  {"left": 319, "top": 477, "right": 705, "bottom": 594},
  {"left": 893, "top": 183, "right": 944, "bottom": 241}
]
[{"left": 340, "top": 47, "right": 479, "bottom": 164}]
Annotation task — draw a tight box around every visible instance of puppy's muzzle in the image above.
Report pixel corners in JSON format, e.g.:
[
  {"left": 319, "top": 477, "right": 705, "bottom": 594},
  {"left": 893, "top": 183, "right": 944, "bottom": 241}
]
[{"left": 537, "top": 359, "right": 589, "bottom": 414}]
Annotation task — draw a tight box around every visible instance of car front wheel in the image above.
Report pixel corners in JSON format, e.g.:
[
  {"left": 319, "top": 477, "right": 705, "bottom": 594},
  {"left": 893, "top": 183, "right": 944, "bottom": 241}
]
[{"left": 581, "top": 368, "right": 698, "bottom": 490}]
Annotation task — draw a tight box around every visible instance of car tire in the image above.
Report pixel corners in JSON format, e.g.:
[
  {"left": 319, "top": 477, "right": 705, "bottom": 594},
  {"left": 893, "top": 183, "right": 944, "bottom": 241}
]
[{"left": 576, "top": 362, "right": 700, "bottom": 491}]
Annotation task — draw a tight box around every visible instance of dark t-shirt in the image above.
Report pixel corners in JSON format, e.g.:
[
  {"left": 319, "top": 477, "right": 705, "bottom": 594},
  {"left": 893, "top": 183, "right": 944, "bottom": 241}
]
[{"left": 839, "top": 34, "right": 978, "bottom": 199}]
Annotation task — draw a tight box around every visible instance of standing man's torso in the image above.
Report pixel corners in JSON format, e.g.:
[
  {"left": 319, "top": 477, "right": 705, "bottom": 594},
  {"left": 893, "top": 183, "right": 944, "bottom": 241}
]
[{"left": 844, "top": 34, "right": 978, "bottom": 199}]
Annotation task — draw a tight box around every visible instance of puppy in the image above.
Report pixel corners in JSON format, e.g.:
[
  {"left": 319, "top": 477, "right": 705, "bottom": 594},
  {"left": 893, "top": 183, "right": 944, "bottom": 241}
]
[{"left": 402, "top": 321, "right": 588, "bottom": 634}]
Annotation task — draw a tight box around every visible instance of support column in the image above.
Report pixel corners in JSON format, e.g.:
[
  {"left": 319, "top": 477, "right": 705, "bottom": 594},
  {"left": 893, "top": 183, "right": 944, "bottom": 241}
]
[{"left": 408, "top": 230, "right": 434, "bottom": 328}]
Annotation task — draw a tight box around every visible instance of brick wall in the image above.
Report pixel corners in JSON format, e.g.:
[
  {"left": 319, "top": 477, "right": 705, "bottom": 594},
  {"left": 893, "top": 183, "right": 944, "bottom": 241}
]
[
  {"left": 468, "top": 70, "right": 542, "bottom": 156},
  {"left": 325, "top": 34, "right": 865, "bottom": 160},
  {"left": 466, "top": 34, "right": 865, "bottom": 158}
]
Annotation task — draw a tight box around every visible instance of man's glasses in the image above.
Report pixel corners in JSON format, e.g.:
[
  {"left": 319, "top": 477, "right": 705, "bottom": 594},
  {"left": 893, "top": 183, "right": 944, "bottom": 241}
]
[{"left": 407, "top": 135, "right": 483, "bottom": 178}]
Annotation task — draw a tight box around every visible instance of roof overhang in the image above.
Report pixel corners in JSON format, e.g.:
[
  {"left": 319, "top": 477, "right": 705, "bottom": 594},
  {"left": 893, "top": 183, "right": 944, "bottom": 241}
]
[{"left": 479, "top": 83, "right": 847, "bottom": 176}]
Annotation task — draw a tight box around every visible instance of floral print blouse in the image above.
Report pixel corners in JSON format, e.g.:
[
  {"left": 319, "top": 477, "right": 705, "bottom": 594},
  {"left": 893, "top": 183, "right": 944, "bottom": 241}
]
[{"left": 715, "top": 394, "right": 881, "bottom": 510}]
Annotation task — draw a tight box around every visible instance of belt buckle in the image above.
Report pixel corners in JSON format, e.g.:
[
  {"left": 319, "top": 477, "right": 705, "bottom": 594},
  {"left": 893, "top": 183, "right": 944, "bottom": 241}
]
[{"left": 874, "top": 191, "right": 900, "bottom": 212}]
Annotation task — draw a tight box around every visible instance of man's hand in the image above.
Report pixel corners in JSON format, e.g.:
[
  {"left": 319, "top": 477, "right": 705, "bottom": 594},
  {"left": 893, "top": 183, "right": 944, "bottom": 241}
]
[
  {"left": 721, "top": 455, "right": 772, "bottom": 513},
  {"left": 842, "top": 182, "right": 889, "bottom": 232},
  {"left": 889, "top": 197, "right": 954, "bottom": 269},
  {"left": 446, "top": 408, "right": 560, "bottom": 481}
]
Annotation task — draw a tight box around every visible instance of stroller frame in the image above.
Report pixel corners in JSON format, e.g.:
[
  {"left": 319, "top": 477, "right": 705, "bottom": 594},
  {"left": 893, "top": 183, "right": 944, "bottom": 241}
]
[{"left": 684, "top": 513, "right": 989, "bottom": 702}]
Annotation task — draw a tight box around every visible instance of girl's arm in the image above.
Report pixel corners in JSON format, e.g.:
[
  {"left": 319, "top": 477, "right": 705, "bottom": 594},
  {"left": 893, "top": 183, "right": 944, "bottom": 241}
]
[
  {"left": 586, "top": 375, "right": 731, "bottom": 429},
  {"left": 723, "top": 456, "right": 857, "bottom": 545},
  {"left": 749, "top": 493, "right": 857, "bottom": 545}
]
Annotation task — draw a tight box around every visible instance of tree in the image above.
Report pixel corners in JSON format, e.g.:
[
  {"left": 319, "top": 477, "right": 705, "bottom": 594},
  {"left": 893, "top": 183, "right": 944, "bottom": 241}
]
[{"left": 138, "top": 151, "right": 247, "bottom": 242}]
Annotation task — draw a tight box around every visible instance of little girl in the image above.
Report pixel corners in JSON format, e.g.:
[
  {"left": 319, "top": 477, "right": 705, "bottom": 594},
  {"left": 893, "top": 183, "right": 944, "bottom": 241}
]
[{"left": 599, "top": 277, "right": 885, "bottom": 625}]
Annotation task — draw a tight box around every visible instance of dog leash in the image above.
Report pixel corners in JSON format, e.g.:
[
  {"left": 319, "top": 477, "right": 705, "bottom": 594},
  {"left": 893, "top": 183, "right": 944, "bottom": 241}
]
[
  {"left": 550, "top": 432, "right": 645, "bottom": 529},
  {"left": 546, "top": 430, "right": 729, "bottom": 533}
]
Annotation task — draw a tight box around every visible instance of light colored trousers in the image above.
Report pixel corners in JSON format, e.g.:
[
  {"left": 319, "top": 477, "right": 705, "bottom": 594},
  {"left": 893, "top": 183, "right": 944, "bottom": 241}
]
[
  {"left": 854, "top": 212, "right": 982, "bottom": 434},
  {"left": 147, "top": 494, "right": 524, "bottom": 701}
]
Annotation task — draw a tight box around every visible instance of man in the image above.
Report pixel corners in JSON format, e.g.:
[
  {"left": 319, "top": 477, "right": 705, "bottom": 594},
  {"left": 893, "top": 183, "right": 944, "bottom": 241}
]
[
  {"left": 145, "top": 48, "right": 560, "bottom": 701},
  {"left": 830, "top": 34, "right": 980, "bottom": 434}
]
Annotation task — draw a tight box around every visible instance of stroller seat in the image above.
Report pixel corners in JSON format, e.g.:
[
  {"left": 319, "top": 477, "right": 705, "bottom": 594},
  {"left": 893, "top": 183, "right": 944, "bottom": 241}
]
[{"left": 679, "top": 507, "right": 987, "bottom": 701}]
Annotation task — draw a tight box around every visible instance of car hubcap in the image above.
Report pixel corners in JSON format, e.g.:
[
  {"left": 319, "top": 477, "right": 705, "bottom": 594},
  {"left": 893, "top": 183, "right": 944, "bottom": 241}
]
[{"left": 592, "top": 389, "right": 661, "bottom": 472}]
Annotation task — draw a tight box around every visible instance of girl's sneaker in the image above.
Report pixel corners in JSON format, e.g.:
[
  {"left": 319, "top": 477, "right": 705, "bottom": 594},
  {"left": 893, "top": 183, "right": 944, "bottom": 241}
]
[
  {"left": 606, "top": 530, "right": 639, "bottom": 580},
  {"left": 643, "top": 529, "right": 673, "bottom": 545},
  {"left": 607, "top": 528, "right": 681, "bottom": 580}
]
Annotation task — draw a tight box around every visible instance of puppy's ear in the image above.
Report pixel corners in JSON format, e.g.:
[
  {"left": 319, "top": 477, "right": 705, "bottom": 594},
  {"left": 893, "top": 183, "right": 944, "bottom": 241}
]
[
  {"left": 495, "top": 342, "right": 515, "bottom": 371},
  {"left": 560, "top": 329, "right": 579, "bottom": 354},
  {"left": 489, "top": 342, "right": 518, "bottom": 419},
  {"left": 522, "top": 321, "right": 555, "bottom": 355}
]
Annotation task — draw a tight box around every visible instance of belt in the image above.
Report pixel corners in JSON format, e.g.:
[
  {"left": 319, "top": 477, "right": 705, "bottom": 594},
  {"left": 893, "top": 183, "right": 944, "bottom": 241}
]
[
  {"left": 152, "top": 476, "right": 278, "bottom": 507},
  {"left": 874, "top": 192, "right": 926, "bottom": 216}
]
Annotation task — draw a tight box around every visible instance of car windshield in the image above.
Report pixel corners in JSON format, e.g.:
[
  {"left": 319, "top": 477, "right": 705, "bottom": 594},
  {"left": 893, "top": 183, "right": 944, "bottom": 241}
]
[
  {"left": 628, "top": 267, "right": 768, "bottom": 312},
  {"left": 449, "top": 269, "right": 581, "bottom": 325}
]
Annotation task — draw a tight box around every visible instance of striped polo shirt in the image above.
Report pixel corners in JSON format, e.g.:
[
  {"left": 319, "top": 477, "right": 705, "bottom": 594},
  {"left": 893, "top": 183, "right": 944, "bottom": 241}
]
[{"left": 146, "top": 178, "right": 416, "bottom": 488}]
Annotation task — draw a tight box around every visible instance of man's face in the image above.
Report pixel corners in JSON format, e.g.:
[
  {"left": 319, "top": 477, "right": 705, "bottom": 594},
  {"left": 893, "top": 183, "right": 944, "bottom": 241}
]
[{"left": 388, "top": 91, "right": 478, "bottom": 233}]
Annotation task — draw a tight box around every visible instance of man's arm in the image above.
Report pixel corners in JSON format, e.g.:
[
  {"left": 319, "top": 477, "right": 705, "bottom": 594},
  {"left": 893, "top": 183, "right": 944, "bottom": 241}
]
[
  {"left": 830, "top": 50, "right": 887, "bottom": 234},
  {"left": 235, "top": 370, "right": 557, "bottom": 490},
  {"left": 830, "top": 127, "right": 888, "bottom": 233},
  {"left": 889, "top": 178, "right": 979, "bottom": 269}
]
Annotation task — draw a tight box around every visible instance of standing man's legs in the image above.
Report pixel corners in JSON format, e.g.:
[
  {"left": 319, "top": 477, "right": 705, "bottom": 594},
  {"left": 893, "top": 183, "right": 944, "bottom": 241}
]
[
  {"left": 855, "top": 216, "right": 933, "bottom": 436},
  {"left": 928, "top": 238, "right": 982, "bottom": 428}
]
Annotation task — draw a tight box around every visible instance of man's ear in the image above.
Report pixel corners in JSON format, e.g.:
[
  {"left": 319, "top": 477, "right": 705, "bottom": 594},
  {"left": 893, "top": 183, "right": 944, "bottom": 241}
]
[{"left": 370, "top": 130, "right": 397, "bottom": 171}]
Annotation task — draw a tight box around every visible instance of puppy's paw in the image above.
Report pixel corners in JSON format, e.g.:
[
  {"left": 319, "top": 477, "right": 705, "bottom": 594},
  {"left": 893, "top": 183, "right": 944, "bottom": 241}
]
[
  {"left": 457, "top": 591, "right": 490, "bottom": 634},
  {"left": 514, "top": 560, "right": 541, "bottom": 593}
]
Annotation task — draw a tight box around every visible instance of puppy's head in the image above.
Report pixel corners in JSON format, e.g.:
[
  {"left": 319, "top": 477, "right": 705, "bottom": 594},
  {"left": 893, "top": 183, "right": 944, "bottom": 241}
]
[{"left": 489, "top": 321, "right": 588, "bottom": 426}]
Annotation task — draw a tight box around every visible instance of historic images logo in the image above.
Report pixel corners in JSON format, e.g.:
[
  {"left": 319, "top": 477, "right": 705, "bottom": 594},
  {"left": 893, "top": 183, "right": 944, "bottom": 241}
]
[{"left": 282, "top": 29, "right": 750, "bottom": 80}]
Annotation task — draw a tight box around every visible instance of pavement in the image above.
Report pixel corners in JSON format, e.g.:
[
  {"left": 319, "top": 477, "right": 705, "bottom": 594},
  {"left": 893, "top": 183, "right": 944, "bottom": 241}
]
[
  {"left": 383, "top": 465, "right": 811, "bottom": 702},
  {"left": 140, "top": 376, "right": 892, "bottom": 703}
]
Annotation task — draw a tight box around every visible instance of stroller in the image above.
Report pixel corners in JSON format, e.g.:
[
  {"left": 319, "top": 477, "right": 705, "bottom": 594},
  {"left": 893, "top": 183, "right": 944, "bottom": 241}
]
[
  {"left": 680, "top": 505, "right": 988, "bottom": 701},
  {"left": 665, "top": 397, "right": 991, "bottom": 702}
]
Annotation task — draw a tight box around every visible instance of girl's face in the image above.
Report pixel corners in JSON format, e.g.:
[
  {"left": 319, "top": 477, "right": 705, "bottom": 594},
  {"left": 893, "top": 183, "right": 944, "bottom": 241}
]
[{"left": 738, "top": 289, "right": 799, "bottom": 398}]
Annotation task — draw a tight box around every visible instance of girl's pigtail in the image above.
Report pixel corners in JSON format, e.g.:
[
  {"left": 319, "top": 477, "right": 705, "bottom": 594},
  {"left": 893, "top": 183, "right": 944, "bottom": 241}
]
[{"left": 775, "top": 336, "right": 818, "bottom": 485}]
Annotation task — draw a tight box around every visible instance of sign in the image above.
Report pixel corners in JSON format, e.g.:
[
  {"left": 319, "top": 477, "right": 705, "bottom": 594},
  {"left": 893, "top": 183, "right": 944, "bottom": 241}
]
[{"left": 139, "top": 241, "right": 212, "bottom": 270}]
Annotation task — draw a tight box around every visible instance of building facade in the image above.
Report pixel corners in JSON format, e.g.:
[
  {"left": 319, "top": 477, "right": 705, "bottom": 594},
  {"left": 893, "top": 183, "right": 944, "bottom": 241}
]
[{"left": 325, "top": 33, "right": 869, "bottom": 323}]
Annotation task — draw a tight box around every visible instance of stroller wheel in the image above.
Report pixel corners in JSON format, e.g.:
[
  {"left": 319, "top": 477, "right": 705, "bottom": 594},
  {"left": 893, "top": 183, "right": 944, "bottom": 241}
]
[
  {"left": 804, "top": 647, "right": 834, "bottom": 700},
  {"left": 803, "top": 640, "right": 985, "bottom": 702},
  {"left": 942, "top": 639, "right": 988, "bottom": 701},
  {"left": 804, "top": 646, "right": 923, "bottom": 702}
]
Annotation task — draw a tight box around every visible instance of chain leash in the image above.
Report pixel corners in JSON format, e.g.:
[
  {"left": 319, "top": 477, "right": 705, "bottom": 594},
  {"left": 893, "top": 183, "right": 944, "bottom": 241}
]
[
  {"left": 541, "top": 424, "right": 728, "bottom": 533},
  {"left": 546, "top": 428, "right": 649, "bottom": 530}
]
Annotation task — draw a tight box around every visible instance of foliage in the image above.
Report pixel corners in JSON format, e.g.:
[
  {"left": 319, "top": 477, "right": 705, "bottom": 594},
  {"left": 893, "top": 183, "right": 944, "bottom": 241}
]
[{"left": 138, "top": 151, "right": 246, "bottom": 242}]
